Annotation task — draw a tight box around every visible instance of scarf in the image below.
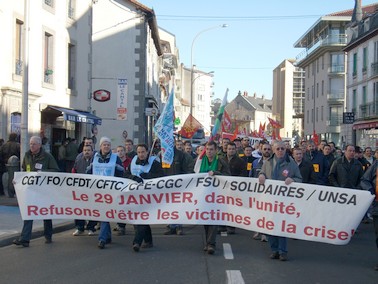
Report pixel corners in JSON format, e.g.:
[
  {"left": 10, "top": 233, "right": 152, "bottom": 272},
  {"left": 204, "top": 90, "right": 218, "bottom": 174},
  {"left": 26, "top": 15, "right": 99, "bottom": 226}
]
[{"left": 200, "top": 155, "right": 218, "bottom": 173}]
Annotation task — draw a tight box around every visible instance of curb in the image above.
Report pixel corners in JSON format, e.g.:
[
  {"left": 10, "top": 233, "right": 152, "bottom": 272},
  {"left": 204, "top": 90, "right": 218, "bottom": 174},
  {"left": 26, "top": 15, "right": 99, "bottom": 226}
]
[{"left": 0, "top": 221, "right": 75, "bottom": 248}]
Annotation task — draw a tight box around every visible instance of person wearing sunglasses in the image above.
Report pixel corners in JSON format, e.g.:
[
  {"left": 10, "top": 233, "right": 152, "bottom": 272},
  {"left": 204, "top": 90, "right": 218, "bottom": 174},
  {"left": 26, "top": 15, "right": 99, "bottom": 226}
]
[{"left": 258, "top": 141, "right": 302, "bottom": 261}]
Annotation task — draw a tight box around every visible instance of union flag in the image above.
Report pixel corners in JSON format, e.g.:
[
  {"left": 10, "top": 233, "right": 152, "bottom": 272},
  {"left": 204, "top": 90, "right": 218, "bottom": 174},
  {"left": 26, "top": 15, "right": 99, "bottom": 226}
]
[{"left": 179, "top": 114, "right": 202, "bottom": 138}]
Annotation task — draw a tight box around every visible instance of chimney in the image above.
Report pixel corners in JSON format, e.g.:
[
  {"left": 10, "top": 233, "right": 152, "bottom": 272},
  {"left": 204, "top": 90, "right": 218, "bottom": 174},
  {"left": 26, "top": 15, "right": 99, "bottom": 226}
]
[
  {"left": 352, "top": 0, "right": 363, "bottom": 23},
  {"left": 262, "top": 94, "right": 265, "bottom": 100},
  {"left": 253, "top": 92, "right": 257, "bottom": 98}
]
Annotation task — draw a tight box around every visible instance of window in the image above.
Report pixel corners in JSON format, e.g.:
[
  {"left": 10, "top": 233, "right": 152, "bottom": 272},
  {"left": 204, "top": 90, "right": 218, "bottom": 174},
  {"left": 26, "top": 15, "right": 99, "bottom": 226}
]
[
  {"left": 15, "top": 19, "right": 24, "bottom": 76},
  {"left": 321, "top": 106, "right": 324, "bottom": 121},
  {"left": 198, "top": 94, "right": 203, "bottom": 101},
  {"left": 321, "top": 56, "right": 324, "bottom": 70},
  {"left": 362, "top": 86, "right": 367, "bottom": 105},
  {"left": 68, "top": 0, "right": 75, "bottom": 19},
  {"left": 311, "top": 109, "right": 314, "bottom": 123},
  {"left": 353, "top": 53, "right": 357, "bottom": 77},
  {"left": 44, "top": 0, "right": 54, "bottom": 8},
  {"left": 44, "top": 32, "right": 54, "bottom": 84},
  {"left": 307, "top": 87, "right": 310, "bottom": 101},
  {"left": 363, "top": 47, "right": 367, "bottom": 73},
  {"left": 321, "top": 80, "right": 324, "bottom": 96},
  {"left": 352, "top": 89, "right": 357, "bottom": 111},
  {"left": 316, "top": 83, "right": 319, "bottom": 98},
  {"left": 374, "top": 41, "right": 378, "bottom": 62},
  {"left": 307, "top": 110, "right": 309, "bottom": 123},
  {"left": 10, "top": 112, "right": 21, "bottom": 136},
  {"left": 316, "top": 107, "right": 318, "bottom": 122},
  {"left": 330, "top": 53, "right": 344, "bottom": 73},
  {"left": 68, "top": 43, "right": 76, "bottom": 89}
]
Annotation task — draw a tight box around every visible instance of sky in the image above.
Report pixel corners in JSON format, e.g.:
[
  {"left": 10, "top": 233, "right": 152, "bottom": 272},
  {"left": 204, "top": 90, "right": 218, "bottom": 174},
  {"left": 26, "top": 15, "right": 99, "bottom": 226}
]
[{"left": 140, "top": 0, "right": 378, "bottom": 101}]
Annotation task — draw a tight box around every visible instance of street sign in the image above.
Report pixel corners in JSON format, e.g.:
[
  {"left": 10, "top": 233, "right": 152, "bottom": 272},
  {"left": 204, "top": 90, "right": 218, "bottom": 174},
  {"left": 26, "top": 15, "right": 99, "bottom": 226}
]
[
  {"left": 145, "top": 107, "right": 158, "bottom": 116},
  {"left": 343, "top": 112, "right": 355, "bottom": 124}
]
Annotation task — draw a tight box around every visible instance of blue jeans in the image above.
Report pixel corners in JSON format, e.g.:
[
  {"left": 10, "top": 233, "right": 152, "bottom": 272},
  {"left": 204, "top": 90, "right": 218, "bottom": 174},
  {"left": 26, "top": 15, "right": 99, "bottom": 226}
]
[
  {"left": 268, "top": 235, "right": 287, "bottom": 254},
  {"left": 20, "top": 220, "right": 53, "bottom": 242},
  {"left": 98, "top": 222, "right": 111, "bottom": 242}
]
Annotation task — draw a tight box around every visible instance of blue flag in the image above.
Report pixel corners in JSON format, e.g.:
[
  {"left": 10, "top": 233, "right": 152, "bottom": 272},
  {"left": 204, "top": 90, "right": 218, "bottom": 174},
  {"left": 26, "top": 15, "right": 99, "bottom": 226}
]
[{"left": 153, "top": 88, "right": 175, "bottom": 167}]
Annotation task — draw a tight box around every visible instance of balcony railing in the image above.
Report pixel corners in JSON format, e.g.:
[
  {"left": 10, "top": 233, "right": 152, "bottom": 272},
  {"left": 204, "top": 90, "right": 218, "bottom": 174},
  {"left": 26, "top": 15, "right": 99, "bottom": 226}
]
[
  {"left": 358, "top": 101, "right": 378, "bottom": 119},
  {"left": 296, "top": 34, "right": 347, "bottom": 63},
  {"left": 327, "top": 91, "right": 344, "bottom": 102},
  {"left": 328, "top": 64, "right": 345, "bottom": 74},
  {"left": 326, "top": 115, "right": 343, "bottom": 126}
]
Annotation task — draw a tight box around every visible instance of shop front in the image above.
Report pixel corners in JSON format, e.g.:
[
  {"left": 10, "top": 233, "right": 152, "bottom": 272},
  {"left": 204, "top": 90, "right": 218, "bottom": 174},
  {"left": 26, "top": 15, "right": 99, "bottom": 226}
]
[
  {"left": 352, "top": 120, "right": 378, "bottom": 149},
  {"left": 40, "top": 105, "right": 102, "bottom": 160}
]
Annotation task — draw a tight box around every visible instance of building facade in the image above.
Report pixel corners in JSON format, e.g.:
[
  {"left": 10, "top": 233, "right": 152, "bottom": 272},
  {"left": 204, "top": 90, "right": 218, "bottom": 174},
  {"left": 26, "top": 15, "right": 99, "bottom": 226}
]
[
  {"left": 0, "top": 0, "right": 169, "bottom": 159},
  {"left": 272, "top": 59, "right": 305, "bottom": 142},
  {"left": 344, "top": 5, "right": 378, "bottom": 149},
  {"left": 294, "top": 3, "right": 377, "bottom": 147},
  {"left": 225, "top": 91, "right": 273, "bottom": 136},
  {"left": 0, "top": 0, "right": 95, "bottom": 158}
]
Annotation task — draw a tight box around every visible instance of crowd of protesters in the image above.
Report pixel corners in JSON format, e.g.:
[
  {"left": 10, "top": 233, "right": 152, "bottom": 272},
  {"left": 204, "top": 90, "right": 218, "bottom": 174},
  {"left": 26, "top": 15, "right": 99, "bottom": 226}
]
[{"left": 2, "top": 132, "right": 378, "bottom": 269}]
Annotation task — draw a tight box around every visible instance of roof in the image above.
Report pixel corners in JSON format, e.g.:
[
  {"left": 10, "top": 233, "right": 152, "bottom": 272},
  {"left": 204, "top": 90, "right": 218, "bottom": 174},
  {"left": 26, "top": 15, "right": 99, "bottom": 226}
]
[
  {"left": 126, "top": 0, "right": 162, "bottom": 56},
  {"left": 294, "top": 3, "right": 378, "bottom": 48},
  {"left": 244, "top": 95, "right": 272, "bottom": 112}
]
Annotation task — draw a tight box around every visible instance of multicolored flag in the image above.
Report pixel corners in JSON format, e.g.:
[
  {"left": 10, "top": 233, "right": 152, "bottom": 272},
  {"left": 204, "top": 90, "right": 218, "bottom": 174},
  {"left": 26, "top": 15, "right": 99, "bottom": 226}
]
[
  {"left": 211, "top": 88, "right": 229, "bottom": 138},
  {"left": 221, "top": 110, "right": 232, "bottom": 133},
  {"left": 153, "top": 87, "right": 175, "bottom": 168},
  {"left": 194, "top": 88, "right": 229, "bottom": 173},
  {"left": 179, "top": 114, "right": 202, "bottom": 138}
]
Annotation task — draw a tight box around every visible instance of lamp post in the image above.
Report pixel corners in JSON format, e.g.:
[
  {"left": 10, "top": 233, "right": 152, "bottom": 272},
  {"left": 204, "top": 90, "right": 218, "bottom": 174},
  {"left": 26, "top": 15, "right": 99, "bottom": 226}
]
[{"left": 190, "top": 24, "right": 227, "bottom": 117}]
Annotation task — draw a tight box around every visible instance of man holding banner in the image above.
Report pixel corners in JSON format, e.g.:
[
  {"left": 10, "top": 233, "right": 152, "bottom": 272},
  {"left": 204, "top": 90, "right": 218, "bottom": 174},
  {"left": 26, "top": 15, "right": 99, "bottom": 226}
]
[
  {"left": 13, "top": 136, "right": 59, "bottom": 247},
  {"left": 87, "top": 137, "right": 124, "bottom": 249},
  {"left": 199, "top": 141, "right": 230, "bottom": 254},
  {"left": 258, "top": 140, "right": 302, "bottom": 261}
]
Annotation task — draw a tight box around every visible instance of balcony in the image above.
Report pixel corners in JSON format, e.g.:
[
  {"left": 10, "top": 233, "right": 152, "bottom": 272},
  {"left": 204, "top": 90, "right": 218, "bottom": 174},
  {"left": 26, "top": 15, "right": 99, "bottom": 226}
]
[
  {"left": 358, "top": 102, "right": 378, "bottom": 119},
  {"left": 326, "top": 115, "right": 342, "bottom": 132},
  {"left": 328, "top": 64, "right": 345, "bottom": 74},
  {"left": 327, "top": 91, "right": 344, "bottom": 104},
  {"left": 296, "top": 34, "right": 347, "bottom": 64}
]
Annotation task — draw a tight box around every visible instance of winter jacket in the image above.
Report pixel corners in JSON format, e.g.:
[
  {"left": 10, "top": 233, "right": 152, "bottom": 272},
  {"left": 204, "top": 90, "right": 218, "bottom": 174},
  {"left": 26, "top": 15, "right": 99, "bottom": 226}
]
[
  {"left": 360, "top": 160, "right": 378, "bottom": 216},
  {"left": 260, "top": 154, "right": 302, "bottom": 182},
  {"left": 22, "top": 148, "right": 59, "bottom": 172},
  {"left": 328, "top": 156, "right": 364, "bottom": 189}
]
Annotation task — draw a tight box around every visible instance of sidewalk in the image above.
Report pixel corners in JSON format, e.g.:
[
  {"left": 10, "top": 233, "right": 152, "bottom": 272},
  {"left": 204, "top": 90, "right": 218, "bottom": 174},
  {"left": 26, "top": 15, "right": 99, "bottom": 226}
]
[{"left": 0, "top": 195, "right": 74, "bottom": 247}]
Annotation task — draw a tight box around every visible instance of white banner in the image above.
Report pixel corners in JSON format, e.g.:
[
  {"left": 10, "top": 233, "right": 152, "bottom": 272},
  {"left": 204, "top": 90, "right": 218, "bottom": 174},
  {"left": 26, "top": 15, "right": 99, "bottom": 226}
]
[
  {"left": 14, "top": 172, "right": 374, "bottom": 245},
  {"left": 116, "top": 79, "right": 127, "bottom": 120}
]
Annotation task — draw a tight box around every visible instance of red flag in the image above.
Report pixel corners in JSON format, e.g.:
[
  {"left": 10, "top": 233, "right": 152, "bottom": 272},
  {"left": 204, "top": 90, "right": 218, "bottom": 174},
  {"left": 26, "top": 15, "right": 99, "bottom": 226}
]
[
  {"left": 277, "top": 130, "right": 282, "bottom": 141},
  {"left": 221, "top": 110, "right": 232, "bottom": 133},
  {"left": 271, "top": 128, "right": 276, "bottom": 140},
  {"left": 268, "top": 117, "right": 282, "bottom": 129},
  {"left": 258, "top": 122, "right": 263, "bottom": 137},
  {"left": 231, "top": 125, "right": 239, "bottom": 141},
  {"left": 312, "top": 129, "right": 319, "bottom": 146},
  {"left": 179, "top": 114, "right": 202, "bottom": 138},
  {"left": 262, "top": 122, "right": 266, "bottom": 131}
]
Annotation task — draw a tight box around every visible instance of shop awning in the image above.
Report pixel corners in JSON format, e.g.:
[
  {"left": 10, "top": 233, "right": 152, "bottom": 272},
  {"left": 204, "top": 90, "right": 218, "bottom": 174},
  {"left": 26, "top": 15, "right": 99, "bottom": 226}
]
[
  {"left": 352, "top": 119, "right": 378, "bottom": 130},
  {"left": 42, "top": 105, "right": 102, "bottom": 125}
]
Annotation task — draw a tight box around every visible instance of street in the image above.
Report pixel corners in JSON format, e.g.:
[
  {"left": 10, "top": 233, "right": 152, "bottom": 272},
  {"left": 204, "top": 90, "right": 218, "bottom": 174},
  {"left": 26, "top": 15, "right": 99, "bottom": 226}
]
[{"left": 0, "top": 222, "right": 377, "bottom": 284}]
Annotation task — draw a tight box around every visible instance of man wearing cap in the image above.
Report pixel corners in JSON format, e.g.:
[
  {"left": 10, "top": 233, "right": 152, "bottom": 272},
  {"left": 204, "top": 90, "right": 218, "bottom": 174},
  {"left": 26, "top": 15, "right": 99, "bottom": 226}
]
[{"left": 87, "top": 136, "right": 124, "bottom": 249}]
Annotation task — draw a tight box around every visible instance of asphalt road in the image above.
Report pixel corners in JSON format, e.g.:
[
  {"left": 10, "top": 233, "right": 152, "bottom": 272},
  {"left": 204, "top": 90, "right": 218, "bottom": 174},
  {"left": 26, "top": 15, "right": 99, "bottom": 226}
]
[{"left": 0, "top": 223, "right": 377, "bottom": 284}]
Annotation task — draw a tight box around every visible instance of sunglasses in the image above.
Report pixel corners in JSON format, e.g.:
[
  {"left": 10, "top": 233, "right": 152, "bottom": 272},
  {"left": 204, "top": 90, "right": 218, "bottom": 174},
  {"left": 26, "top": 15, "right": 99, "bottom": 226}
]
[{"left": 276, "top": 147, "right": 285, "bottom": 151}]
